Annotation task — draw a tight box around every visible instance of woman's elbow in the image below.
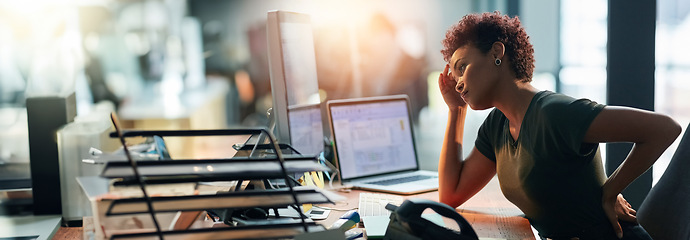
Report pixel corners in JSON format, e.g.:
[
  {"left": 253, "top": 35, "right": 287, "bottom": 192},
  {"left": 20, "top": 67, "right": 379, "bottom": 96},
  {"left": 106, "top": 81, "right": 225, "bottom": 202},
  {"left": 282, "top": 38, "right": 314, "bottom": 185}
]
[
  {"left": 440, "top": 189, "right": 471, "bottom": 209},
  {"left": 647, "top": 114, "right": 682, "bottom": 145},
  {"left": 662, "top": 115, "right": 682, "bottom": 143},
  {"left": 438, "top": 190, "right": 460, "bottom": 208}
]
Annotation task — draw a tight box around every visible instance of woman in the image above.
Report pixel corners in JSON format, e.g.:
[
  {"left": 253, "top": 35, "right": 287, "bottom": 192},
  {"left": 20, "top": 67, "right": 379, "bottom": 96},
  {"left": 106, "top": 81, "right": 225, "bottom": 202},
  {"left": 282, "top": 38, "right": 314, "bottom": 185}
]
[{"left": 438, "top": 12, "right": 681, "bottom": 239}]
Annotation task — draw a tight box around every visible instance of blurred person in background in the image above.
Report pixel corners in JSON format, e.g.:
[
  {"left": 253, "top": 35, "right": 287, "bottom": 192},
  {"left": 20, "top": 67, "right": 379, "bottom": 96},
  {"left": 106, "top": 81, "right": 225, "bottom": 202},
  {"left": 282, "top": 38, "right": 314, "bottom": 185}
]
[{"left": 315, "top": 12, "right": 428, "bottom": 120}]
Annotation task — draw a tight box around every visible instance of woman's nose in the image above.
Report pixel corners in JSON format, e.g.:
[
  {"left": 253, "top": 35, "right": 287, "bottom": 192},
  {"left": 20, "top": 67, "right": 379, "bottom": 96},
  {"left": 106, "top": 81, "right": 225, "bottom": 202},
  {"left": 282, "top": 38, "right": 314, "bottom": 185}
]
[{"left": 455, "top": 82, "right": 464, "bottom": 93}]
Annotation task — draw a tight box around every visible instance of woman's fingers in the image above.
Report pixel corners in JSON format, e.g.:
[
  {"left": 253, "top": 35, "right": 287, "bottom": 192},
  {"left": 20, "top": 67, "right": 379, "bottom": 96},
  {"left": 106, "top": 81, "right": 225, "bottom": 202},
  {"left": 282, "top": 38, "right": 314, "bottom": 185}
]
[
  {"left": 610, "top": 217, "right": 623, "bottom": 239},
  {"left": 618, "top": 194, "right": 637, "bottom": 220},
  {"left": 438, "top": 73, "right": 449, "bottom": 91},
  {"left": 604, "top": 196, "right": 624, "bottom": 239},
  {"left": 439, "top": 65, "right": 454, "bottom": 91}
]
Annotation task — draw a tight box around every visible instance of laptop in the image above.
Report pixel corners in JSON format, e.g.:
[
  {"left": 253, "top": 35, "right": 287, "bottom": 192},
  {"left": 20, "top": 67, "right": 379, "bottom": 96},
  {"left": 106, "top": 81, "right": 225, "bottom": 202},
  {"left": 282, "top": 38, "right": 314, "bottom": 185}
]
[{"left": 326, "top": 95, "right": 438, "bottom": 195}]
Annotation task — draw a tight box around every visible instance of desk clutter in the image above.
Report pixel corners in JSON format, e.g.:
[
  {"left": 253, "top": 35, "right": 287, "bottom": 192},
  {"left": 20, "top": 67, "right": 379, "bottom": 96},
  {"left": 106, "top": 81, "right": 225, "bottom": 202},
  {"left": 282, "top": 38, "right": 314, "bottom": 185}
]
[
  {"left": 76, "top": 124, "right": 350, "bottom": 240},
  {"left": 75, "top": 122, "right": 478, "bottom": 240}
]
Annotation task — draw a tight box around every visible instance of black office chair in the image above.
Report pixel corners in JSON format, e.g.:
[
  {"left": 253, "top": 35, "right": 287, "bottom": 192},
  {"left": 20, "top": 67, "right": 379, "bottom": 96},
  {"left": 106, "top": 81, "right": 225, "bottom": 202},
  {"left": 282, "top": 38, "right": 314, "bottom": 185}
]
[{"left": 637, "top": 123, "right": 690, "bottom": 240}]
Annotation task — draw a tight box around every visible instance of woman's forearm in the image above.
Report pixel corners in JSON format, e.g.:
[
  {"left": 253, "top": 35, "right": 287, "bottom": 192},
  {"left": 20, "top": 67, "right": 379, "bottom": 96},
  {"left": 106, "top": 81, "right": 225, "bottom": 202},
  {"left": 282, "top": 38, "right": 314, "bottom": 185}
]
[
  {"left": 603, "top": 116, "right": 681, "bottom": 198},
  {"left": 439, "top": 106, "right": 467, "bottom": 205}
]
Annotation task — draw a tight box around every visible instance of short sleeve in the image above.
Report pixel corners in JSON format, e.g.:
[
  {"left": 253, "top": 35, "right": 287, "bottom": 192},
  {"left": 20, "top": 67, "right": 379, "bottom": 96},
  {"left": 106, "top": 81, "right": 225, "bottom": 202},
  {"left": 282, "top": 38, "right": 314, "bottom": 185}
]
[
  {"left": 475, "top": 109, "right": 501, "bottom": 162},
  {"left": 548, "top": 97, "right": 605, "bottom": 156}
]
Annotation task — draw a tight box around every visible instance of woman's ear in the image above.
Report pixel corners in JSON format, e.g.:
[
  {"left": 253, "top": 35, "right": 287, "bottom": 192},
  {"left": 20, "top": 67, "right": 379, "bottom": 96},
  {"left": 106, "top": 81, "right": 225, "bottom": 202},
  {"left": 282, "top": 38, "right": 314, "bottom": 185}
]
[{"left": 491, "top": 42, "right": 505, "bottom": 59}]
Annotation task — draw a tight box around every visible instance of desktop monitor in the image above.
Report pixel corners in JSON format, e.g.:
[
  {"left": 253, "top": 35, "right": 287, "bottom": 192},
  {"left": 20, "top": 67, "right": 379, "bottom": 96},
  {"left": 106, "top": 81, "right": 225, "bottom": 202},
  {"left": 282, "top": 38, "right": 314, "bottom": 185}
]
[{"left": 266, "top": 10, "right": 323, "bottom": 155}]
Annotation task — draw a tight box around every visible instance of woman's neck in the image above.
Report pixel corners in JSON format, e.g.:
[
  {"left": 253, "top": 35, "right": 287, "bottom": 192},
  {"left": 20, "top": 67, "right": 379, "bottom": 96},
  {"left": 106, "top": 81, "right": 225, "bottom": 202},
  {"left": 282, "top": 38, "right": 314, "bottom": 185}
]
[{"left": 492, "top": 81, "right": 540, "bottom": 128}]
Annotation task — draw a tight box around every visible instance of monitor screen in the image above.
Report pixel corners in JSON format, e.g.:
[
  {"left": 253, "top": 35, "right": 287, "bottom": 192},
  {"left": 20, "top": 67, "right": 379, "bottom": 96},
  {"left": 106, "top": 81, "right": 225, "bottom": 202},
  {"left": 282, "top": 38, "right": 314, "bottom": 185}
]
[
  {"left": 266, "top": 11, "right": 324, "bottom": 155},
  {"left": 287, "top": 104, "right": 323, "bottom": 155}
]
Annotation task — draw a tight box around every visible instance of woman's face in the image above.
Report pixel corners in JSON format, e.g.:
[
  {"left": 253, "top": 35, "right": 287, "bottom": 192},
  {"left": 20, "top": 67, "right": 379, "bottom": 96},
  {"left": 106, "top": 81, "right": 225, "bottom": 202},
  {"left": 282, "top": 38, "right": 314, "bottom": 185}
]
[{"left": 449, "top": 45, "right": 498, "bottom": 110}]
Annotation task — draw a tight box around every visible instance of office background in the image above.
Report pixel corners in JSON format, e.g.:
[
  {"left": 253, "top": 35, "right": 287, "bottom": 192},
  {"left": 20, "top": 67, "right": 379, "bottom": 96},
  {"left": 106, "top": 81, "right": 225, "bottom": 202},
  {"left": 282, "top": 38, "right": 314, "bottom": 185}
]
[{"left": 0, "top": 0, "right": 688, "bottom": 212}]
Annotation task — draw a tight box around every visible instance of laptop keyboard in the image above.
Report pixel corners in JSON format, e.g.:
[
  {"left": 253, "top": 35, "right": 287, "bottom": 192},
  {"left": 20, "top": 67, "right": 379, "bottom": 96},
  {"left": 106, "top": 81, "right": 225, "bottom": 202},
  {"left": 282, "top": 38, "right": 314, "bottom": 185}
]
[
  {"left": 364, "top": 175, "right": 435, "bottom": 186},
  {"left": 358, "top": 192, "right": 404, "bottom": 218}
]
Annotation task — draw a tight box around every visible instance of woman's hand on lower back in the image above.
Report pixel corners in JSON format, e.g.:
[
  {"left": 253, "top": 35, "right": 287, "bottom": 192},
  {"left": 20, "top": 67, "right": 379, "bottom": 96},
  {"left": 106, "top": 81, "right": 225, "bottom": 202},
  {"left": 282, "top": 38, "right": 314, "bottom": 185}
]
[{"left": 603, "top": 193, "right": 637, "bottom": 239}]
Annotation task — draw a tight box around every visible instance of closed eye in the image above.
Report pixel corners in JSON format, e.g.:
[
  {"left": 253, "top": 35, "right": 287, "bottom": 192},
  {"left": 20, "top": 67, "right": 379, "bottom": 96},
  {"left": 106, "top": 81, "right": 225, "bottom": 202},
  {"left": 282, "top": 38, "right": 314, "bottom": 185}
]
[{"left": 456, "top": 64, "right": 467, "bottom": 77}]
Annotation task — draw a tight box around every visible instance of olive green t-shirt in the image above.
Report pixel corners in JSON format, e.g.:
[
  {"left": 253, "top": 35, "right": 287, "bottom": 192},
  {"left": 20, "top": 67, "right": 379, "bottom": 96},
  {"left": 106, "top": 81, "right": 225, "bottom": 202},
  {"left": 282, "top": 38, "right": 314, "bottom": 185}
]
[{"left": 475, "top": 91, "right": 607, "bottom": 237}]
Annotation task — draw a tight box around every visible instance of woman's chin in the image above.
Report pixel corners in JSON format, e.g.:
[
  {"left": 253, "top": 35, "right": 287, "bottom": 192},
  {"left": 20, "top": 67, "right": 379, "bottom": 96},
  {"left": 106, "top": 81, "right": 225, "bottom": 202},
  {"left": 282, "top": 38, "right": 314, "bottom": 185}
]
[{"left": 467, "top": 102, "right": 492, "bottom": 111}]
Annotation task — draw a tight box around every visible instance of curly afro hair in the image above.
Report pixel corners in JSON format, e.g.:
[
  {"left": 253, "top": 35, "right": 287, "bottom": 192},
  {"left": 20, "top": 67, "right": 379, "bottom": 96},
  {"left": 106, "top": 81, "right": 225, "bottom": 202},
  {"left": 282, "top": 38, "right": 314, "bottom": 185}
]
[{"left": 441, "top": 11, "right": 535, "bottom": 82}]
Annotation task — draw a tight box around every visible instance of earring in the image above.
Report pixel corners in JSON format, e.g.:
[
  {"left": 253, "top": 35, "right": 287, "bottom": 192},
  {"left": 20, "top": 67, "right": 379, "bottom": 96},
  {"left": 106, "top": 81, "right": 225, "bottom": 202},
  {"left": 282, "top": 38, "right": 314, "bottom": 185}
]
[{"left": 495, "top": 59, "right": 502, "bottom": 66}]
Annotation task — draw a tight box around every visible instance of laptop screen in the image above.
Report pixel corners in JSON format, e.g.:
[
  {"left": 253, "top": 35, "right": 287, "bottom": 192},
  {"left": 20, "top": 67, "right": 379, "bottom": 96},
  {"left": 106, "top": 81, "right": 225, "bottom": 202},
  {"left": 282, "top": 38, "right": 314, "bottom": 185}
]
[{"left": 328, "top": 96, "right": 419, "bottom": 180}]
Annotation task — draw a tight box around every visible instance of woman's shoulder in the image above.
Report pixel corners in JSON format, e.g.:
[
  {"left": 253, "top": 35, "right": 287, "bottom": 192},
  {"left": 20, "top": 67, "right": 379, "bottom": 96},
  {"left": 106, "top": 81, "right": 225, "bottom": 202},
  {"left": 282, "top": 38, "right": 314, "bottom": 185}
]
[
  {"left": 536, "top": 90, "right": 577, "bottom": 107},
  {"left": 534, "top": 91, "right": 604, "bottom": 114},
  {"left": 484, "top": 107, "right": 506, "bottom": 123},
  {"left": 478, "top": 108, "right": 507, "bottom": 133}
]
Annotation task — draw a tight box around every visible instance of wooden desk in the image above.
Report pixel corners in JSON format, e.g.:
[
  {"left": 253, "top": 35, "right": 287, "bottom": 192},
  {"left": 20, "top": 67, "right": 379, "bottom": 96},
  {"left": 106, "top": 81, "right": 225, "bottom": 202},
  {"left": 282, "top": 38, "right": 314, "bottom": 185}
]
[
  {"left": 53, "top": 176, "right": 536, "bottom": 239},
  {"left": 318, "top": 177, "right": 535, "bottom": 240}
]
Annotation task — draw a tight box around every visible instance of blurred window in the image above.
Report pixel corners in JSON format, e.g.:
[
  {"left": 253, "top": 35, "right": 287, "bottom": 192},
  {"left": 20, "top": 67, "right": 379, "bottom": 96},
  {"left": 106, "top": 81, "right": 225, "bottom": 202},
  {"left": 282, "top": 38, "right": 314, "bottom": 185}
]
[
  {"left": 654, "top": 0, "right": 690, "bottom": 185},
  {"left": 559, "top": 0, "right": 608, "bottom": 104}
]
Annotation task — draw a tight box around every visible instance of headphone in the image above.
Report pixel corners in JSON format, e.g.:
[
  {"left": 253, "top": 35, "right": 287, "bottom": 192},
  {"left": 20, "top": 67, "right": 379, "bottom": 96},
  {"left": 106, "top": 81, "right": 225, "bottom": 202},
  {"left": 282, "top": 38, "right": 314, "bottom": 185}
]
[{"left": 384, "top": 198, "right": 479, "bottom": 240}]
